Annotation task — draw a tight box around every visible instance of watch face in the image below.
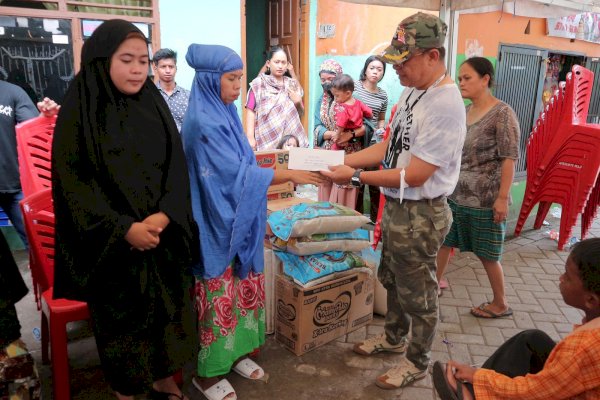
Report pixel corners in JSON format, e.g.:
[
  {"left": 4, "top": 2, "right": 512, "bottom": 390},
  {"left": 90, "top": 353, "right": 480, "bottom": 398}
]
[{"left": 351, "top": 170, "right": 362, "bottom": 187}]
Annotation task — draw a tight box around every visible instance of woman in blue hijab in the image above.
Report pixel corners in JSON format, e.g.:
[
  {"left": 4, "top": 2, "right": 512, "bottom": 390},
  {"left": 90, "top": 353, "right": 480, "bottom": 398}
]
[{"left": 182, "top": 44, "right": 323, "bottom": 400}]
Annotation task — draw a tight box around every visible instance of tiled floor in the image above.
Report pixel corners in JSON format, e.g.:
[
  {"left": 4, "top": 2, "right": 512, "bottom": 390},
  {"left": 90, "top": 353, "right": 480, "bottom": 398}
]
[{"left": 12, "top": 212, "right": 599, "bottom": 399}]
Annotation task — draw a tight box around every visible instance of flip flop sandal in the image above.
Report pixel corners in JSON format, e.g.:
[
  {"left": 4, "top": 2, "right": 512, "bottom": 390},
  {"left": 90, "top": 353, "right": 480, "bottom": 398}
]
[
  {"left": 192, "top": 377, "right": 237, "bottom": 400},
  {"left": 439, "top": 279, "right": 449, "bottom": 289},
  {"left": 432, "top": 361, "right": 459, "bottom": 400},
  {"left": 470, "top": 302, "right": 514, "bottom": 319},
  {"left": 232, "top": 357, "right": 265, "bottom": 380}
]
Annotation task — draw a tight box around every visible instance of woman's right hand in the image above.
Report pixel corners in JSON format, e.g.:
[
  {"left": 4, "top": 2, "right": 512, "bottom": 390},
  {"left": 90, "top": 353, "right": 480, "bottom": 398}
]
[
  {"left": 290, "top": 171, "right": 327, "bottom": 186},
  {"left": 125, "top": 222, "right": 161, "bottom": 251}
]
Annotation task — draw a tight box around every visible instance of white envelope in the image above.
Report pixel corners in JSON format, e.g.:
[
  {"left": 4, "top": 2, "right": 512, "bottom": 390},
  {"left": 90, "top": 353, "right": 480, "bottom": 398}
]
[{"left": 288, "top": 147, "right": 345, "bottom": 171}]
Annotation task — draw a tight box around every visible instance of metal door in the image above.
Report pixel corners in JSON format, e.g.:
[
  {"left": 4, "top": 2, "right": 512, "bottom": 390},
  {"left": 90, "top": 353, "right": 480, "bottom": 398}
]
[
  {"left": 495, "top": 45, "right": 547, "bottom": 175},
  {"left": 585, "top": 58, "right": 600, "bottom": 124}
]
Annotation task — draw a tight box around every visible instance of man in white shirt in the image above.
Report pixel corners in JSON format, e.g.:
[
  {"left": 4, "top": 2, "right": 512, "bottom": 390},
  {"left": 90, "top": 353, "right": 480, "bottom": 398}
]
[{"left": 322, "top": 12, "right": 466, "bottom": 390}]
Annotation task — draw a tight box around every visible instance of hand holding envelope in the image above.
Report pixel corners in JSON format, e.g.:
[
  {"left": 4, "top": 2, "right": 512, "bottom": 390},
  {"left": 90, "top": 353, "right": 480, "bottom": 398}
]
[
  {"left": 288, "top": 147, "right": 356, "bottom": 184},
  {"left": 288, "top": 147, "right": 345, "bottom": 172}
]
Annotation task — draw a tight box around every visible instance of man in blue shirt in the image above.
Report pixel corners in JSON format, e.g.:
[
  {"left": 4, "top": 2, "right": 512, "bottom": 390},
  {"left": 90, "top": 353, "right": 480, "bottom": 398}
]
[{"left": 153, "top": 48, "right": 190, "bottom": 132}]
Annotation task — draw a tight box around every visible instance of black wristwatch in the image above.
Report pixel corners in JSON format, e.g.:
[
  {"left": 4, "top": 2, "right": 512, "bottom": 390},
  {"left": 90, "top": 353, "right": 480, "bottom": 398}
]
[{"left": 351, "top": 169, "right": 363, "bottom": 188}]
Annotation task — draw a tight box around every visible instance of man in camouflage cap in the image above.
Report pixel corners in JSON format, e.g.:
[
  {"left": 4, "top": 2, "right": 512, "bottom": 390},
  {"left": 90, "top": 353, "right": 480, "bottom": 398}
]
[
  {"left": 322, "top": 12, "right": 466, "bottom": 389},
  {"left": 379, "top": 12, "right": 447, "bottom": 65}
]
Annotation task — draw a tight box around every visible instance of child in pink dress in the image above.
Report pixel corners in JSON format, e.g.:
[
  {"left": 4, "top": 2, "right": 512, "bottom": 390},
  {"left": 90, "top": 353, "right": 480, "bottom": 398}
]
[{"left": 330, "top": 74, "right": 372, "bottom": 151}]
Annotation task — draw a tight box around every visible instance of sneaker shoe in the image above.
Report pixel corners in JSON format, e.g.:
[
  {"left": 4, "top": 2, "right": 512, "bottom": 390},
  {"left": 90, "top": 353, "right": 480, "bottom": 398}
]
[
  {"left": 353, "top": 333, "right": 407, "bottom": 355},
  {"left": 375, "top": 357, "right": 428, "bottom": 389}
]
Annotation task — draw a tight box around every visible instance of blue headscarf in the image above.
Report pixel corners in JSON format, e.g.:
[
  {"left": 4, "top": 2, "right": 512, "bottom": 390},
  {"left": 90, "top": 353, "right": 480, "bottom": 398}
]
[{"left": 182, "top": 44, "right": 273, "bottom": 279}]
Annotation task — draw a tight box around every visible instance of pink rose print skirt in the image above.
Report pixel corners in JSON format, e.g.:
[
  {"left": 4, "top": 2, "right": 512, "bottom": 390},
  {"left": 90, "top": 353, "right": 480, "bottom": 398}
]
[{"left": 194, "top": 264, "right": 266, "bottom": 378}]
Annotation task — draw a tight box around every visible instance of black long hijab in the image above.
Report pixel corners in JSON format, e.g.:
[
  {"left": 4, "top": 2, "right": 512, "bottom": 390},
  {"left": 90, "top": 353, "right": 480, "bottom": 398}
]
[{"left": 51, "top": 19, "right": 198, "bottom": 304}]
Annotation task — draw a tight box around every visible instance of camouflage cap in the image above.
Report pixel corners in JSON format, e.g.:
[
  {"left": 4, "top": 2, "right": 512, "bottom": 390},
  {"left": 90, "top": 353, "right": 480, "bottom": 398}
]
[{"left": 379, "top": 12, "right": 447, "bottom": 65}]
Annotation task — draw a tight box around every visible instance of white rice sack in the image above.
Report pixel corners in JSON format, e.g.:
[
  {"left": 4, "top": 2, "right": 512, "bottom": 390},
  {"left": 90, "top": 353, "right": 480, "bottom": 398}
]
[{"left": 268, "top": 201, "right": 370, "bottom": 240}]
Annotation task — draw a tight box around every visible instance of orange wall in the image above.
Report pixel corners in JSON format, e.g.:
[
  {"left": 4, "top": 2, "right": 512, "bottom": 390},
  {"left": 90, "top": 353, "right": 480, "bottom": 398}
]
[
  {"left": 458, "top": 11, "right": 600, "bottom": 57},
  {"left": 316, "top": 2, "right": 433, "bottom": 56}
]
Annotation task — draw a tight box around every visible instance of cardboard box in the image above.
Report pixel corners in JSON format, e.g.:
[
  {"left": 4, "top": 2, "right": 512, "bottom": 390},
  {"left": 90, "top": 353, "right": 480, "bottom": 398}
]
[
  {"left": 255, "top": 149, "right": 294, "bottom": 194},
  {"left": 263, "top": 247, "right": 283, "bottom": 334},
  {"left": 266, "top": 191, "right": 294, "bottom": 201},
  {"left": 267, "top": 196, "right": 314, "bottom": 213},
  {"left": 275, "top": 272, "right": 374, "bottom": 356}
]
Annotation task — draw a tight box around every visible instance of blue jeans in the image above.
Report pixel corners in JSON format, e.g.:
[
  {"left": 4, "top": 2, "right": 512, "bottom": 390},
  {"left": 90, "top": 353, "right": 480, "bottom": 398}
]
[{"left": 0, "top": 191, "right": 28, "bottom": 249}]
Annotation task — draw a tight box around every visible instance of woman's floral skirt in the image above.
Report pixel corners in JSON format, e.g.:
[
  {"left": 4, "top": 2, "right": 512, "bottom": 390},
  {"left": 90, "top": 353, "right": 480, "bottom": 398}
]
[{"left": 194, "top": 265, "right": 266, "bottom": 378}]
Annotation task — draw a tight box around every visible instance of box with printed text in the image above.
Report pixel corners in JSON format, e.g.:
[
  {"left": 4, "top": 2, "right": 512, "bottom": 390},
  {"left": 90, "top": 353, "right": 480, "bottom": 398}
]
[
  {"left": 255, "top": 149, "right": 294, "bottom": 194},
  {"left": 275, "top": 271, "right": 374, "bottom": 356}
]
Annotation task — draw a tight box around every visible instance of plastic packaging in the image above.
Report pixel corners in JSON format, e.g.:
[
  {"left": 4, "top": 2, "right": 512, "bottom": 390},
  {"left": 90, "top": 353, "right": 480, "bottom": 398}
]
[
  {"left": 374, "top": 128, "right": 385, "bottom": 143},
  {"left": 544, "top": 230, "right": 559, "bottom": 241},
  {"left": 565, "top": 236, "right": 580, "bottom": 249}
]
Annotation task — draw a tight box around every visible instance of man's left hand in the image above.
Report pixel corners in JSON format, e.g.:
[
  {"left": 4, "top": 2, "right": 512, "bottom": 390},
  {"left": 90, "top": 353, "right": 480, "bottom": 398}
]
[
  {"left": 321, "top": 165, "right": 355, "bottom": 185},
  {"left": 37, "top": 97, "right": 60, "bottom": 117}
]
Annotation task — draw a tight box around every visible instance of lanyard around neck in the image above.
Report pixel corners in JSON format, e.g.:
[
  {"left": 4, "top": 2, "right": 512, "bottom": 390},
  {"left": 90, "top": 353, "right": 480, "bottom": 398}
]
[
  {"left": 384, "top": 73, "right": 447, "bottom": 168},
  {"left": 404, "top": 73, "right": 447, "bottom": 112}
]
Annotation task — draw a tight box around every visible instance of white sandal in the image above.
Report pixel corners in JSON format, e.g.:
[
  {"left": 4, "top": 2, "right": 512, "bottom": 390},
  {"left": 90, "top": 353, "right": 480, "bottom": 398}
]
[
  {"left": 192, "top": 377, "right": 237, "bottom": 400},
  {"left": 232, "top": 357, "right": 265, "bottom": 380}
]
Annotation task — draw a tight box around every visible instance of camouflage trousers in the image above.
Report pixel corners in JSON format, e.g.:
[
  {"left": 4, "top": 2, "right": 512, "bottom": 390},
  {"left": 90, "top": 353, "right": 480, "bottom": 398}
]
[{"left": 378, "top": 196, "right": 452, "bottom": 369}]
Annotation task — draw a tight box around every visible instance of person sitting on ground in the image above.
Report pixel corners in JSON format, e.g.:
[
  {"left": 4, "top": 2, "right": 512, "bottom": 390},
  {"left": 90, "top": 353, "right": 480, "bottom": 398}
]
[
  {"left": 329, "top": 74, "right": 372, "bottom": 151},
  {"left": 433, "top": 237, "right": 600, "bottom": 400}
]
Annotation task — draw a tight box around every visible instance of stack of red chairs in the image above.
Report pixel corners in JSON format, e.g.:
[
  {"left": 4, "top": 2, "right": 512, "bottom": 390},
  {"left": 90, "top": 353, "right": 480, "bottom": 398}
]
[
  {"left": 16, "top": 115, "right": 56, "bottom": 198},
  {"left": 514, "top": 65, "right": 600, "bottom": 250},
  {"left": 17, "top": 115, "right": 91, "bottom": 400},
  {"left": 16, "top": 115, "right": 56, "bottom": 307},
  {"left": 19, "top": 189, "right": 90, "bottom": 400}
]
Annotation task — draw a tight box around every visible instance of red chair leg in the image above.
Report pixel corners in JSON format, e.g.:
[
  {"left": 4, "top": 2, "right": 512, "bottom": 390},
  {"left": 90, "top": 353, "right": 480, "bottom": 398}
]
[
  {"left": 533, "top": 201, "right": 552, "bottom": 230},
  {"left": 48, "top": 313, "right": 71, "bottom": 400},
  {"left": 515, "top": 194, "right": 537, "bottom": 236},
  {"left": 557, "top": 207, "right": 577, "bottom": 251}
]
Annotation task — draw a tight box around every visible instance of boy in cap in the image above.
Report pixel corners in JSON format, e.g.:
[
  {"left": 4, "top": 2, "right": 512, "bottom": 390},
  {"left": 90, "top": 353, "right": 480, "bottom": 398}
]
[
  {"left": 322, "top": 12, "right": 466, "bottom": 389},
  {"left": 433, "top": 237, "right": 600, "bottom": 399}
]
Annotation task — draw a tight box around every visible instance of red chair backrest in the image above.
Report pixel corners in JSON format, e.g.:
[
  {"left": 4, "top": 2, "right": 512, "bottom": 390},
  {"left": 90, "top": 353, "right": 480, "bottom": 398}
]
[
  {"left": 20, "top": 188, "right": 55, "bottom": 291},
  {"left": 16, "top": 115, "right": 56, "bottom": 198}
]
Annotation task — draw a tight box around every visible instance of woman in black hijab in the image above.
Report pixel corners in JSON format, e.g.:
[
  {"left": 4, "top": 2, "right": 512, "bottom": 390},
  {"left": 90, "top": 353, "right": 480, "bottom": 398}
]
[{"left": 51, "top": 19, "right": 198, "bottom": 400}]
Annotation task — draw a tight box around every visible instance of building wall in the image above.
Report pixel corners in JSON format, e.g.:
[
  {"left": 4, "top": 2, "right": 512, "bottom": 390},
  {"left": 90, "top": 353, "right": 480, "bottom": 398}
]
[
  {"left": 455, "top": 11, "right": 600, "bottom": 232},
  {"left": 457, "top": 11, "right": 600, "bottom": 58},
  {"left": 308, "top": 1, "right": 430, "bottom": 140}
]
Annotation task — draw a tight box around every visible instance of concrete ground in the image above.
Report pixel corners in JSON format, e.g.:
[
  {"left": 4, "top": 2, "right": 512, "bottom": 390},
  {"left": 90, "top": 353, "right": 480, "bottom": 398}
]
[{"left": 11, "top": 209, "right": 599, "bottom": 399}]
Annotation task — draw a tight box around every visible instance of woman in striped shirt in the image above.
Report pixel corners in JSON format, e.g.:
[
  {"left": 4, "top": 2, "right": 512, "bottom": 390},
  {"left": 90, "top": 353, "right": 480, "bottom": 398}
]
[{"left": 354, "top": 56, "right": 388, "bottom": 220}]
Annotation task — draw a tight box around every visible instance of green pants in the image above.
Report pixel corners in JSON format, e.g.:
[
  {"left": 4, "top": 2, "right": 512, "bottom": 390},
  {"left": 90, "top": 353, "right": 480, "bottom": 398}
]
[{"left": 378, "top": 196, "right": 451, "bottom": 369}]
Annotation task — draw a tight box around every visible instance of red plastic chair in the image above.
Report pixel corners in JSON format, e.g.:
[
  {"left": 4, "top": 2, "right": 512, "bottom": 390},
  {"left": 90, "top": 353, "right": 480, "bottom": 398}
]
[
  {"left": 16, "top": 115, "right": 56, "bottom": 198},
  {"left": 515, "top": 65, "right": 600, "bottom": 250},
  {"left": 20, "top": 188, "right": 90, "bottom": 400},
  {"left": 16, "top": 114, "right": 56, "bottom": 309}
]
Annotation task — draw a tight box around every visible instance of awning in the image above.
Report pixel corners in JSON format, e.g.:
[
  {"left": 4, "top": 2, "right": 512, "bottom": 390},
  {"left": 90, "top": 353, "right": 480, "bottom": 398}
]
[{"left": 338, "top": 0, "right": 600, "bottom": 17}]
